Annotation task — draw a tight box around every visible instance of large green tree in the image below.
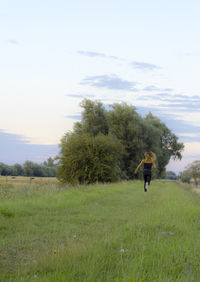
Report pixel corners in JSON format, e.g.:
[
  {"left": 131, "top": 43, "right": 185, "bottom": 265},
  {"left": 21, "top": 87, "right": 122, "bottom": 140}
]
[
  {"left": 107, "top": 103, "right": 145, "bottom": 179},
  {"left": 144, "top": 113, "right": 184, "bottom": 177},
  {"left": 58, "top": 99, "right": 184, "bottom": 183}
]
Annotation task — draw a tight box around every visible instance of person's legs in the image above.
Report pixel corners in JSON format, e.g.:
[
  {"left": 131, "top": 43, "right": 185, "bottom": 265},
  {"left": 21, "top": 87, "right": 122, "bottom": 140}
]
[
  {"left": 144, "top": 175, "right": 148, "bottom": 192},
  {"left": 147, "top": 174, "right": 152, "bottom": 186}
]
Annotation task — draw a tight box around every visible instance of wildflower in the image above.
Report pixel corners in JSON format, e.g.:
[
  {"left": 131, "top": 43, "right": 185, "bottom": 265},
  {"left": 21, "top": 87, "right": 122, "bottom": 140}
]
[
  {"left": 73, "top": 235, "right": 77, "bottom": 239},
  {"left": 169, "top": 232, "right": 174, "bottom": 235},
  {"left": 120, "top": 249, "right": 125, "bottom": 253},
  {"left": 187, "top": 259, "right": 190, "bottom": 265},
  {"left": 161, "top": 232, "right": 166, "bottom": 234},
  {"left": 53, "top": 249, "right": 57, "bottom": 254}
]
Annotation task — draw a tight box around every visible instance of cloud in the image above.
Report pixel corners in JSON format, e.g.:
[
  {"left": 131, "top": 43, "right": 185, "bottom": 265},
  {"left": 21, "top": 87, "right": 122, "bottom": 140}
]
[
  {"left": 143, "top": 85, "right": 160, "bottom": 91},
  {"left": 8, "top": 39, "right": 19, "bottom": 45},
  {"left": 77, "top": 50, "right": 107, "bottom": 58},
  {"left": 66, "top": 94, "right": 85, "bottom": 99},
  {"left": 137, "top": 92, "right": 200, "bottom": 110},
  {"left": 77, "top": 50, "right": 122, "bottom": 60},
  {"left": 66, "top": 94, "right": 94, "bottom": 99},
  {"left": 152, "top": 94, "right": 200, "bottom": 112},
  {"left": 159, "top": 101, "right": 200, "bottom": 112},
  {"left": 0, "top": 130, "right": 58, "bottom": 165},
  {"left": 131, "top": 61, "right": 161, "bottom": 70},
  {"left": 135, "top": 105, "right": 200, "bottom": 142},
  {"left": 143, "top": 85, "right": 173, "bottom": 92},
  {"left": 178, "top": 133, "right": 200, "bottom": 142},
  {"left": 80, "top": 75, "right": 138, "bottom": 91},
  {"left": 65, "top": 115, "right": 82, "bottom": 120}
]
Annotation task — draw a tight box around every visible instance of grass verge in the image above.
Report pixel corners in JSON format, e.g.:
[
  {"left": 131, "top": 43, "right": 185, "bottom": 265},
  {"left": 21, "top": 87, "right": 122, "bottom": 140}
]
[{"left": 1, "top": 180, "right": 200, "bottom": 281}]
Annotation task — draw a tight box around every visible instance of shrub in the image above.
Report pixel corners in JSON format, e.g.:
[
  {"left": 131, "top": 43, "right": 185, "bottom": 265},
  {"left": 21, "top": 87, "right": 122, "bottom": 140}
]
[{"left": 57, "top": 133, "right": 123, "bottom": 184}]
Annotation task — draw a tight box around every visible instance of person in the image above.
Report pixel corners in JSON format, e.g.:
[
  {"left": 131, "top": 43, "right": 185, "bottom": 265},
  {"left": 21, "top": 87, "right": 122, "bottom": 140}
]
[{"left": 134, "top": 152, "right": 156, "bottom": 192}]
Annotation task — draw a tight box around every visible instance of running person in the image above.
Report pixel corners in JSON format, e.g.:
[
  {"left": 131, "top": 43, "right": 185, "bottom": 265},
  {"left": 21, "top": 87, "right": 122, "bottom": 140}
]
[{"left": 134, "top": 152, "right": 156, "bottom": 192}]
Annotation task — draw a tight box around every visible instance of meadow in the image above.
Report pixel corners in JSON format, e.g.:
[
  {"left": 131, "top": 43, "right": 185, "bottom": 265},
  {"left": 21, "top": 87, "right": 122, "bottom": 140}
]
[{"left": 1, "top": 178, "right": 200, "bottom": 281}]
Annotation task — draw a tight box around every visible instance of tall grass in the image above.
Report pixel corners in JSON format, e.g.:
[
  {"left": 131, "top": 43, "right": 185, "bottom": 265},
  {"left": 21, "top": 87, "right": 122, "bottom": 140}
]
[{"left": 1, "top": 180, "right": 200, "bottom": 281}]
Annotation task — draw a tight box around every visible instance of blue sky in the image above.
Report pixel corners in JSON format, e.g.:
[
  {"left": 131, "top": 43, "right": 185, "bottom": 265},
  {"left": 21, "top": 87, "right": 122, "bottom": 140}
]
[{"left": 1, "top": 0, "right": 200, "bottom": 172}]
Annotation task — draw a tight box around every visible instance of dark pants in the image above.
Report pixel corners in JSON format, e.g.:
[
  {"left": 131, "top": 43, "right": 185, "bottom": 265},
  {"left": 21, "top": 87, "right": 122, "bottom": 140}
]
[{"left": 144, "top": 174, "right": 151, "bottom": 184}]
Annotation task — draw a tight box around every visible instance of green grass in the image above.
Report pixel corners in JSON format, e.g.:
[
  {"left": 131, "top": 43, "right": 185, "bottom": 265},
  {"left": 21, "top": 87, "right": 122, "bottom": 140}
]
[{"left": 1, "top": 180, "right": 200, "bottom": 281}]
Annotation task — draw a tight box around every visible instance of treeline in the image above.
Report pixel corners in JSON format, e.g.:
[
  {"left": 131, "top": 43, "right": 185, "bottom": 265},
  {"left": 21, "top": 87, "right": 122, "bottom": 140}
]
[
  {"left": 0, "top": 157, "right": 57, "bottom": 177},
  {"left": 57, "top": 99, "right": 184, "bottom": 184},
  {"left": 180, "top": 160, "right": 200, "bottom": 186}
]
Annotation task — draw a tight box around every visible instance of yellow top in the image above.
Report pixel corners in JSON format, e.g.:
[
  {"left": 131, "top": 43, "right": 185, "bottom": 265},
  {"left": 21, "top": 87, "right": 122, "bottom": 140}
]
[{"left": 134, "top": 152, "right": 156, "bottom": 174}]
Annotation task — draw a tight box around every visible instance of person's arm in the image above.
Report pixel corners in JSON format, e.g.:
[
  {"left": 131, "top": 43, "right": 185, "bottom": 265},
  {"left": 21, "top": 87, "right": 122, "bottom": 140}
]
[
  {"left": 152, "top": 161, "right": 156, "bottom": 169},
  {"left": 134, "top": 160, "right": 144, "bottom": 174}
]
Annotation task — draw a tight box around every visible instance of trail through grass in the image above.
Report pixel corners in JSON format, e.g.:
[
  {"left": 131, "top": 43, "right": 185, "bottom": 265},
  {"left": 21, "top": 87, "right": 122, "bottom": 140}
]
[{"left": 1, "top": 180, "right": 200, "bottom": 281}]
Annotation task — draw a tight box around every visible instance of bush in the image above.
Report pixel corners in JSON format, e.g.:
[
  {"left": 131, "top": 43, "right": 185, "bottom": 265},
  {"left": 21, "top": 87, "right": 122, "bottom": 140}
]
[
  {"left": 180, "top": 171, "right": 191, "bottom": 183},
  {"left": 57, "top": 133, "right": 123, "bottom": 184}
]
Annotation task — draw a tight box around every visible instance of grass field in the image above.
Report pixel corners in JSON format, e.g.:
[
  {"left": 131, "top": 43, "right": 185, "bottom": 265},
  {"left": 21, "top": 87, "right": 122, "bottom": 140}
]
[
  {"left": 1, "top": 179, "right": 200, "bottom": 281},
  {"left": 0, "top": 176, "right": 59, "bottom": 186}
]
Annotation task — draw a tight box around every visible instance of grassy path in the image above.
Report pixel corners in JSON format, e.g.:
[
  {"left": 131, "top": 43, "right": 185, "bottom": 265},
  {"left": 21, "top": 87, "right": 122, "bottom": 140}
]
[{"left": 1, "top": 180, "right": 200, "bottom": 281}]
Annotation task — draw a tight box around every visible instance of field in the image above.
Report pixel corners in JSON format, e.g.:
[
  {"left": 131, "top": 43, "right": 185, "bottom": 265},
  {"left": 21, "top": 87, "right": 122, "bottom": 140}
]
[
  {"left": 1, "top": 179, "right": 200, "bottom": 281},
  {"left": 0, "top": 176, "right": 59, "bottom": 186}
]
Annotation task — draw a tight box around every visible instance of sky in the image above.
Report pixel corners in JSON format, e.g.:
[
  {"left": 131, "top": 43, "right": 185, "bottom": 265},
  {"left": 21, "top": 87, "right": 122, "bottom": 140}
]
[{"left": 1, "top": 0, "right": 200, "bottom": 173}]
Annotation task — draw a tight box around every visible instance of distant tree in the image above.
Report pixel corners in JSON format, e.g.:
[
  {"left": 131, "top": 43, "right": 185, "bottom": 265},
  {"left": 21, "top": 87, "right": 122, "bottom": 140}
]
[
  {"left": 23, "top": 161, "right": 34, "bottom": 176},
  {"left": 185, "top": 161, "right": 200, "bottom": 186},
  {"left": 57, "top": 133, "right": 122, "bottom": 184},
  {"left": 32, "top": 163, "right": 45, "bottom": 177},
  {"left": 12, "top": 163, "right": 24, "bottom": 176},
  {"left": 0, "top": 163, "right": 12, "bottom": 176},
  {"left": 43, "top": 157, "right": 55, "bottom": 167},
  {"left": 0, "top": 158, "right": 57, "bottom": 177},
  {"left": 180, "top": 170, "right": 191, "bottom": 184},
  {"left": 166, "top": 171, "right": 177, "bottom": 180}
]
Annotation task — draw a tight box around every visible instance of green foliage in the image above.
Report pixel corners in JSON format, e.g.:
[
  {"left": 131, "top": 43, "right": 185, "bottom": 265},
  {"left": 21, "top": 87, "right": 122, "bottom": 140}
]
[
  {"left": 12, "top": 163, "right": 24, "bottom": 176},
  {"left": 183, "top": 160, "right": 200, "bottom": 186},
  {"left": 144, "top": 113, "right": 184, "bottom": 177},
  {"left": 74, "top": 99, "right": 109, "bottom": 136},
  {"left": 59, "top": 99, "right": 184, "bottom": 183},
  {"left": 107, "top": 103, "right": 145, "bottom": 179},
  {"left": 0, "top": 163, "right": 12, "bottom": 176},
  {"left": 166, "top": 171, "right": 178, "bottom": 180},
  {"left": 57, "top": 133, "right": 122, "bottom": 184},
  {"left": 0, "top": 158, "right": 58, "bottom": 177},
  {"left": 180, "top": 170, "right": 191, "bottom": 183}
]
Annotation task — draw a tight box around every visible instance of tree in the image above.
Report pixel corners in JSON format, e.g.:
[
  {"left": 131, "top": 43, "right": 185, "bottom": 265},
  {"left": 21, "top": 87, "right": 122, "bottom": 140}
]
[
  {"left": 144, "top": 113, "right": 184, "bottom": 177},
  {"left": 0, "top": 163, "right": 12, "bottom": 176},
  {"left": 43, "top": 157, "right": 55, "bottom": 167},
  {"left": 23, "top": 161, "right": 34, "bottom": 176},
  {"left": 185, "top": 161, "right": 200, "bottom": 186},
  {"left": 57, "top": 133, "right": 122, "bottom": 184},
  {"left": 166, "top": 171, "right": 177, "bottom": 180},
  {"left": 74, "top": 99, "right": 109, "bottom": 136},
  {"left": 58, "top": 99, "right": 184, "bottom": 183},
  {"left": 12, "top": 163, "right": 23, "bottom": 176},
  {"left": 107, "top": 103, "right": 145, "bottom": 179},
  {"left": 180, "top": 170, "right": 191, "bottom": 184}
]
